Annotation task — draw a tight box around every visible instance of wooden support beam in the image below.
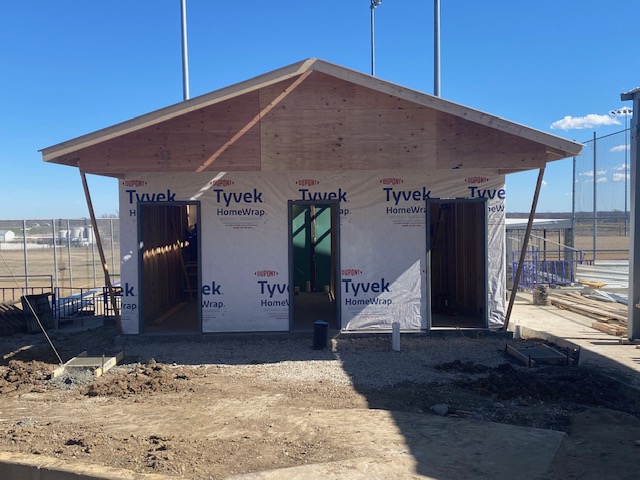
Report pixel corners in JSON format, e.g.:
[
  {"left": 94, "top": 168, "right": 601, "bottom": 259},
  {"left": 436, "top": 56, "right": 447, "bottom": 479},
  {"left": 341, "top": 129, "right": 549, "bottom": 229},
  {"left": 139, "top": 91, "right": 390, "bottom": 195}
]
[
  {"left": 503, "top": 167, "right": 546, "bottom": 330},
  {"left": 79, "top": 168, "right": 122, "bottom": 333}
]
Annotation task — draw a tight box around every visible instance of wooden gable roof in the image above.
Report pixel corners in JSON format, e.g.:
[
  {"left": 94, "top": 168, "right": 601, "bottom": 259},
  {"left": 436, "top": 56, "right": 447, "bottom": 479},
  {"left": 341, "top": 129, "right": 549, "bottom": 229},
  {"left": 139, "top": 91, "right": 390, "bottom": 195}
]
[{"left": 41, "top": 58, "right": 582, "bottom": 177}]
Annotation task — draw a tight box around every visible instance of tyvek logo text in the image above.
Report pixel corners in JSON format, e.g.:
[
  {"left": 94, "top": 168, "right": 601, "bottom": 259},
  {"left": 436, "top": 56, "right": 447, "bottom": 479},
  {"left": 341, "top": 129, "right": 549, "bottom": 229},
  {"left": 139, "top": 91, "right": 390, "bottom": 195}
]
[
  {"left": 258, "top": 281, "right": 289, "bottom": 307},
  {"left": 126, "top": 189, "right": 176, "bottom": 204},
  {"left": 213, "top": 188, "right": 266, "bottom": 217},
  {"left": 202, "top": 281, "right": 224, "bottom": 309},
  {"left": 342, "top": 278, "right": 392, "bottom": 306},
  {"left": 383, "top": 187, "right": 430, "bottom": 214}
]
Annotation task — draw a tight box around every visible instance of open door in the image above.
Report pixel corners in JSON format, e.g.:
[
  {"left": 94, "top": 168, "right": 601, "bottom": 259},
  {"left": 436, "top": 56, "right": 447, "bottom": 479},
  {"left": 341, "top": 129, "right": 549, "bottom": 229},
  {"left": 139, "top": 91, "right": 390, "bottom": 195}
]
[
  {"left": 289, "top": 201, "right": 340, "bottom": 331},
  {"left": 139, "top": 202, "right": 200, "bottom": 334},
  {"left": 428, "top": 199, "right": 487, "bottom": 328}
]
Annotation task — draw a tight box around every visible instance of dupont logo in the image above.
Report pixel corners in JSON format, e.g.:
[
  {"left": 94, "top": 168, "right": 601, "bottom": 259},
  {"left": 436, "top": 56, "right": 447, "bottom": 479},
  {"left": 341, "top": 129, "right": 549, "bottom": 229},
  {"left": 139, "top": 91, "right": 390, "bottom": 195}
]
[
  {"left": 209, "top": 179, "right": 235, "bottom": 187},
  {"left": 123, "top": 180, "right": 147, "bottom": 187},
  {"left": 380, "top": 178, "right": 403, "bottom": 186},
  {"left": 465, "top": 176, "right": 490, "bottom": 184},
  {"left": 296, "top": 179, "right": 320, "bottom": 187},
  {"left": 341, "top": 269, "right": 362, "bottom": 277},
  {"left": 255, "top": 270, "right": 278, "bottom": 278}
]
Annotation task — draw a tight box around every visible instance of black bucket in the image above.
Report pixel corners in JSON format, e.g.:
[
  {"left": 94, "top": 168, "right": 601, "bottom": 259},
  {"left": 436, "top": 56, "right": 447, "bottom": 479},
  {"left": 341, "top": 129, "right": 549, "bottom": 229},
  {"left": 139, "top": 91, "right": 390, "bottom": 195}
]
[{"left": 312, "top": 320, "right": 329, "bottom": 350}]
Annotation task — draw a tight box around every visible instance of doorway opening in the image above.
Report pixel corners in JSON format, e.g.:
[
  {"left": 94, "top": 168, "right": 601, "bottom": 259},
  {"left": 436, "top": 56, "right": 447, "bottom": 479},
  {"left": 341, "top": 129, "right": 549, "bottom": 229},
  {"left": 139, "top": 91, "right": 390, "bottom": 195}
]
[
  {"left": 289, "top": 201, "right": 340, "bottom": 331},
  {"left": 139, "top": 202, "right": 200, "bottom": 334},
  {"left": 428, "top": 199, "right": 486, "bottom": 328}
]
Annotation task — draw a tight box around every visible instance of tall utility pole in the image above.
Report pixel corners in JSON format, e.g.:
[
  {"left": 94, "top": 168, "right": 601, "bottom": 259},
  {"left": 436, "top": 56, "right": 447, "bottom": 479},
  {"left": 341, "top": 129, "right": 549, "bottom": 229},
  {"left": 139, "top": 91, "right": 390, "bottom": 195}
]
[
  {"left": 180, "top": 0, "right": 190, "bottom": 100},
  {"left": 612, "top": 108, "right": 633, "bottom": 235},
  {"left": 434, "top": 0, "right": 441, "bottom": 96},
  {"left": 370, "top": 1, "right": 382, "bottom": 76}
]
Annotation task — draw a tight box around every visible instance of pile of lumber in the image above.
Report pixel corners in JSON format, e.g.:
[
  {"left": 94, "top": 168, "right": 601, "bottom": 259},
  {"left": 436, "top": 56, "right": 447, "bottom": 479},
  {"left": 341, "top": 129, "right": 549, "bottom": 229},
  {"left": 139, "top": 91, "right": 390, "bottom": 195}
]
[{"left": 550, "top": 292, "right": 628, "bottom": 336}]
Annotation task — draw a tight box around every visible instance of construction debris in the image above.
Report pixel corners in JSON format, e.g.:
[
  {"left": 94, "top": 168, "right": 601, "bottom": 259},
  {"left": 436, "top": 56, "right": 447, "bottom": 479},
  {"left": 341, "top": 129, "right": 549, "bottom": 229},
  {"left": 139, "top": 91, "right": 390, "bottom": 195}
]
[{"left": 550, "top": 291, "right": 628, "bottom": 336}]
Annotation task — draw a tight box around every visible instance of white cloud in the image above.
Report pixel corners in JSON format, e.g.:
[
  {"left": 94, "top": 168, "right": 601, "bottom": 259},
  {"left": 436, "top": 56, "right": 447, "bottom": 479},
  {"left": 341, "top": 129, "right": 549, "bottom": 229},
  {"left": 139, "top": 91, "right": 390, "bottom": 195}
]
[
  {"left": 596, "top": 177, "right": 608, "bottom": 183},
  {"left": 614, "top": 163, "right": 628, "bottom": 171},
  {"left": 613, "top": 172, "right": 629, "bottom": 182},
  {"left": 542, "top": 180, "right": 548, "bottom": 188},
  {"left": 550, "top": 114, "right": 620, "bottom": 130},
  {"left": 610, "top": 144, "right": 630, "bottom": 152}
]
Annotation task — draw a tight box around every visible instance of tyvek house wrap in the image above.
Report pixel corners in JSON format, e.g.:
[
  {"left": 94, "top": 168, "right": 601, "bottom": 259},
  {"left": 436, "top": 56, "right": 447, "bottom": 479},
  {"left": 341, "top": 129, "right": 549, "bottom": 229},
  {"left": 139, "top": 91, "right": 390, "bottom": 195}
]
[{"left": 118, "top": 169, "right": 506, "bottom": 334}]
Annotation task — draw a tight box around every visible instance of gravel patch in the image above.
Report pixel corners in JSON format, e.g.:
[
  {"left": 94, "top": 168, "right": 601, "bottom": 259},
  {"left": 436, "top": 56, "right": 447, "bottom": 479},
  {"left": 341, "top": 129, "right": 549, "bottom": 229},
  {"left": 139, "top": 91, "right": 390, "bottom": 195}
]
[{"left": 121, "top": 334, "right": 512, "bottom": 388}]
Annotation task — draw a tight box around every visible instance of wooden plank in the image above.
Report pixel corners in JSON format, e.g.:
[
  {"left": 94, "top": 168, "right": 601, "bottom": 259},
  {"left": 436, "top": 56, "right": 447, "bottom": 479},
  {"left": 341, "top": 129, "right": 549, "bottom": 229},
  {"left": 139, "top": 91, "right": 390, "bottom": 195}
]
[
  {"left": 51, "top": 351, "right": 88, "bottom": 378},
  {"left": 560, "top": 292, "right": 627, "bottom": 314},
  {"left": 591, "top": 322, "right": 626, "bottom": 336},
  {"left": 94, "top": 351, "right": 125, "bottom": 378},
  {"left": 550, "top": 296, "right": 628, "bottom": 324}
]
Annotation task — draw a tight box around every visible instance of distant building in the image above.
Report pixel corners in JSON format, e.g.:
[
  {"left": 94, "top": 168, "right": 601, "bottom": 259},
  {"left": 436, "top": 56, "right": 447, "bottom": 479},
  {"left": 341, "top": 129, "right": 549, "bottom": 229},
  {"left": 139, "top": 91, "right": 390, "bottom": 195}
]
[{"left": 0, "top": 230, "right": 16, "bottom": 243}]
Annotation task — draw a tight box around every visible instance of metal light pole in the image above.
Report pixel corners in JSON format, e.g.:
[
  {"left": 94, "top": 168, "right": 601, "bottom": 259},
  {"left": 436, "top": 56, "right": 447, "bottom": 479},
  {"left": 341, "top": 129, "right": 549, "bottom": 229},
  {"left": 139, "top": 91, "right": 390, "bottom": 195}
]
[
  {"left": 180, "top": 0, "right": 190, "bottom": 100},
  {"left": 612, "top": 108, "right": 633, "bottom": 235},
  {"left": 434, "top": 0, "right": 441, "bottom": 96},
  {"left": 370, "top": 0, "right": 382, "bottom": 76}
]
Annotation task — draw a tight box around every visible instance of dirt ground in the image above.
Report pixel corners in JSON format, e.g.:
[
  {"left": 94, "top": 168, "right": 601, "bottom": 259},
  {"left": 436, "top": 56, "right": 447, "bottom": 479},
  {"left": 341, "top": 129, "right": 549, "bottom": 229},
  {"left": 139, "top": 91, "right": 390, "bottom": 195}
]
[{"left": 1, "top": 325, "right": 639, "bottom": 479}]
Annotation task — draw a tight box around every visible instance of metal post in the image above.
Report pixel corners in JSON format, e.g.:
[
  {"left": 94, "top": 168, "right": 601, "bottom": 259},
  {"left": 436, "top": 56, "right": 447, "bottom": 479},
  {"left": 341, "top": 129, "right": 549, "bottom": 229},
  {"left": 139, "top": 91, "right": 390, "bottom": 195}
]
[
  {"left": 22, "top": 220, "right": 28, "bottom": 290},
  {"left": 370, "top": 1, "right": 382, "bottom": 76},
  {"left": 91, "top": 227, "right": 97, "bottom": 288},
  {"left": 52, "top": 219, "right": 58, "bottom": 288},
  {"left": 569, "top": 156, "right": 576, "bottom": 265},
  {"left": 180, "top": 0, "right": 190, "bottom": 101},
  {"left": 110, "top": 218, "right": 115, "bottom": 277},
  {"left": 631, "top": 96, "right": 639, "bottom": 339},
  {"left": 67, "top": 219, "right": 73, "bottom": 290},
  {"left": 434, "top": 0, "right": 441, "bottom": 96},
  {"left": 620, "top": 88, "right": 639, "bottom": 339},
  {"left": 625, "top": 114, "right": 629, "bottom": 236},
  {"left": 592, "top": 131, "right": 597, "bottom": 261}
]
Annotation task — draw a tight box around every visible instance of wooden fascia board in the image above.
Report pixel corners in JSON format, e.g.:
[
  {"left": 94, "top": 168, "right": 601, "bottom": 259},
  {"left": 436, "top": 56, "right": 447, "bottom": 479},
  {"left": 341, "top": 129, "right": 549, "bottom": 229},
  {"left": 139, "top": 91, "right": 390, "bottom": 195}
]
[
  {"left": 546, "top": 145, "right": 583, "bottom": 162},
  {"left": 41, "top": 59, "right": 318, "bottom": 163},
  {"left": 621, "top": 87, "right": 640, "bottom": 101},
  {"left": 312, "top": 60, "right": 582, "bottom": 160}
]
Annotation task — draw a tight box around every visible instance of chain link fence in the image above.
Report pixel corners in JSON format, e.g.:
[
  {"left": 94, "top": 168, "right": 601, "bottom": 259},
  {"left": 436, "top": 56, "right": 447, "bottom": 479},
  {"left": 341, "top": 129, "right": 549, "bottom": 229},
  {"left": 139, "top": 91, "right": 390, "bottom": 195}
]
[
  {"left": 0, "top": 218, "right": 120, "bottom": 300},
  {"left": 574, "top": 128, "right": 631, "bottom": 260}
]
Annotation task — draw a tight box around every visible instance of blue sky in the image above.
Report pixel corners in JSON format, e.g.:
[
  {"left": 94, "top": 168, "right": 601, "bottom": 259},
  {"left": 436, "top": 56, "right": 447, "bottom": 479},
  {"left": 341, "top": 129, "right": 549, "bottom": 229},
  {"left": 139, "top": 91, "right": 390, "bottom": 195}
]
[{"left": 1, "top": 0, "right": 638, "bottom": 219}]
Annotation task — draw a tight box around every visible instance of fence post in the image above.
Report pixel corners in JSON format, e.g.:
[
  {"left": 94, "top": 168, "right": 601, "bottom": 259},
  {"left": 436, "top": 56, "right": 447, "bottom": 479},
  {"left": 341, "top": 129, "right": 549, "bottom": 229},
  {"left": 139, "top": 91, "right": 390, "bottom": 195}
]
[
  {"left": 22, "top": 220, "right": 28, "bottom": 290},
  {"left": 592, "top": 131, "right": 597, "bottom": 261},
  {"left": 52, "top": 219, "right": 58, "bottom": 288},
  {"left": 66, "top": 219, "right": 73, "bottom": 290}
]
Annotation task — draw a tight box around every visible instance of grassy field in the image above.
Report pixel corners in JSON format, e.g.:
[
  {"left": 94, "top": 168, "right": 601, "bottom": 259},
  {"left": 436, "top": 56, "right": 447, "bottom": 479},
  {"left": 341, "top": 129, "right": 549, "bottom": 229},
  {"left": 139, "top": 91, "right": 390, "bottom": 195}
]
[{"left": 0, "top": 245, "right": 120, "bottom": 300}]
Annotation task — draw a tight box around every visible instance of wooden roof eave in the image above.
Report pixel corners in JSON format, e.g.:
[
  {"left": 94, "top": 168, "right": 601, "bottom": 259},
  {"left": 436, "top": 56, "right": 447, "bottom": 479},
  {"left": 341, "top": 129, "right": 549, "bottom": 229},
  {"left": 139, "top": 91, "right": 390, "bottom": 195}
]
[
  {"left": 40, "top": 59, "right": 317, "bottom": 163},
  {"left": 40, "top": 58, "right": 583, "bottom": 169},
  {"left": 310, "top": 60, "right": 582, "bottom": 160}
]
